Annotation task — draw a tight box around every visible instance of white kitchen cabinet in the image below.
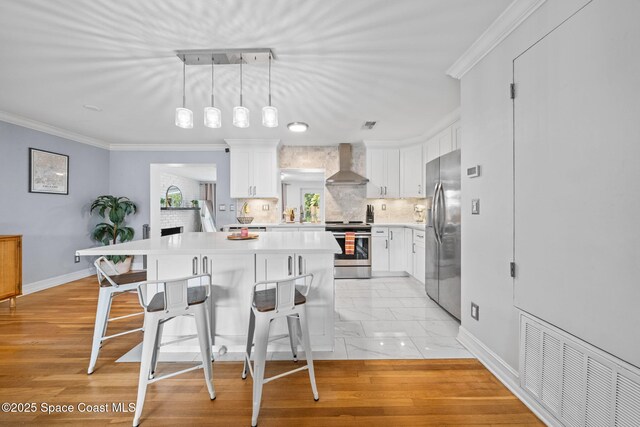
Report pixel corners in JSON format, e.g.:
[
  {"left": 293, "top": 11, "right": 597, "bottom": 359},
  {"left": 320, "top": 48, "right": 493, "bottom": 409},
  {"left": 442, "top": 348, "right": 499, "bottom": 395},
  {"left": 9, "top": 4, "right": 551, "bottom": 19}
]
[
  {"left": 452, "top": 120, "right": 462, "bottom": 151},
  {"left": 400, "top": 144, "right": 425, "bottom": 198},
  {"left": 371, "top": 235, "right": 389, "bottom": 272},
  {"left": 437, "top": 126, "right": 453, "bottom": 157},
  {"left": 267, "top": 227, "right": 300, "bottom": 232},
  {"left": 412, "top": 229, "right": 426, "bottom": 284},
  {"left": 366, "top": 148, "right": 400, "bottom": 198},
  {"left": 388, "top": 227, "right": 405, "bottom": 271},
  {"left": 404, "top": 227, "right": 414, "bottom": 276},
  {"left": 227, "top": 140, "right": 279, "bottom": 199}
]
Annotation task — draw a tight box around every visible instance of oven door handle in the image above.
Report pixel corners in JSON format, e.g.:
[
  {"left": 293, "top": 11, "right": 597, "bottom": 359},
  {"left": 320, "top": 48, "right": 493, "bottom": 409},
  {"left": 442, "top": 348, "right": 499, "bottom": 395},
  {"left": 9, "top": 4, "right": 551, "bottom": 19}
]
[{"left": 331, "top": 232, "right": 371, "bottom": 237}]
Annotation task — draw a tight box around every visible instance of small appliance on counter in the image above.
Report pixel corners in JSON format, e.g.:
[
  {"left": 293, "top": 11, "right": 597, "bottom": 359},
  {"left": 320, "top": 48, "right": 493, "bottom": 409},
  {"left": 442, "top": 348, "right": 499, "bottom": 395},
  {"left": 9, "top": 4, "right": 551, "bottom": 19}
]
[
  {"left": 366, "top": 204, "right": 374, "bottom": 223},
  {"left": 413, "top": 204, "right": 426, "bottom": 223}
]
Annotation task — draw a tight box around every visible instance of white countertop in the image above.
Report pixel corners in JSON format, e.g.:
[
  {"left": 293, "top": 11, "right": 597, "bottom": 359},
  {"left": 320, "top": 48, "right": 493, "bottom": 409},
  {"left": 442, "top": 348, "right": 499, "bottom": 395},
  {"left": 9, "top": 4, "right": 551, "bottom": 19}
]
[
  {"left": 223, "top": 222, "right": 325, "bottom": 228},
  {"left": 371, "top": 222, "right": 427, "bottom": 231},
  {"left": 76, "top": 231, "right": 341, "bottom": 257}
]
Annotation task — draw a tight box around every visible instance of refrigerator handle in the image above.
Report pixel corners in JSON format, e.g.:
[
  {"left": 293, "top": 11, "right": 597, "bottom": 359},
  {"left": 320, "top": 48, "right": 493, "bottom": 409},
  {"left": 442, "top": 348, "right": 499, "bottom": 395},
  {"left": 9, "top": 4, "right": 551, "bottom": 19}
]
[
  {"left": 432, "top": 182, "right": 442, "bottom": 244},
  {"left": 438, "top": 182, "right": 446, "bottom": 242}
]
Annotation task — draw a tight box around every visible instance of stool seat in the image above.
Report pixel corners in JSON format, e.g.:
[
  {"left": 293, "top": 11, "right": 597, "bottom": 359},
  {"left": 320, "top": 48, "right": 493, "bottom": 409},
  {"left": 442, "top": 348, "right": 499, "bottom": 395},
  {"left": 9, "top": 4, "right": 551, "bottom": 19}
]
[
  {"left": 254, "top": 288, "right": 306, "bottom": 312},
  {"left": 147, "top": 286, "right": 208, "bottom": 312},
  {"left": 100, "top": 270, "right": 147, "bottom": 287}
]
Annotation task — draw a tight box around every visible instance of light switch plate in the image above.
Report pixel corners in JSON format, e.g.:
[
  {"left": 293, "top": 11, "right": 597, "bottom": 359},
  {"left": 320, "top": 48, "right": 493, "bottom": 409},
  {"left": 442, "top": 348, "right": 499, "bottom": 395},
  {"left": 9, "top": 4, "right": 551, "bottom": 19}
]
[
  {"left": 381, "top": 204, "right": 386, "bottom": 211},
  {"left": 230, "top": 204, "right": 235, "bottom": 212},
  {"left": 471, "top": 199, "right": 480, "bottom": 215}
]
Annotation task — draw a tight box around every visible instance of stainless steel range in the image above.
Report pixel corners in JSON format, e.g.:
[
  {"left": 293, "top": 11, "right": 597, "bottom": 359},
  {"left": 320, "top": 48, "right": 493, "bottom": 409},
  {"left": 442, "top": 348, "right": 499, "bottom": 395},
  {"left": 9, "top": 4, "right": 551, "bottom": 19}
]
[{"left": 325, "top": 221, "right": 371, "bottom": 279}]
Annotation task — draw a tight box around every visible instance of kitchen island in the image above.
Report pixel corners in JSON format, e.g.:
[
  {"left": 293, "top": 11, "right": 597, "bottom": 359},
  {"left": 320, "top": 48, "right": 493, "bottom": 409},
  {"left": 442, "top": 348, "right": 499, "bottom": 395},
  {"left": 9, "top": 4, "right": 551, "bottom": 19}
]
[{"left": 76, "top": 231, "right": 341, "bottom": 352}]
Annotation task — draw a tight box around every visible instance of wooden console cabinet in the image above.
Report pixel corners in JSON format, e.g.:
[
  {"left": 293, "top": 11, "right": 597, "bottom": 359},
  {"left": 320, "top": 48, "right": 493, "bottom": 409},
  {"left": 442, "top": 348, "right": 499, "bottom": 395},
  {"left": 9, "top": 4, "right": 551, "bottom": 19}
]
[{"left": 0, "top": 235, "right": 22, "bottom": 308}]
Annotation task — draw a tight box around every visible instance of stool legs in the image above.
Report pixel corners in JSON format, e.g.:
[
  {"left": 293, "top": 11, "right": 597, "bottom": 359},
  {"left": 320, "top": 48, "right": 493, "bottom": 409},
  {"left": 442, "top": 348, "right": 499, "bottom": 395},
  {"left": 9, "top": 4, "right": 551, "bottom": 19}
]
[
  {"left": 242, "top": 309, "right": 256, "bottom": 379},
  {"left": 194, "top": 304, "right": 216, "bottom": 400},
  {"left": 150, "top": 321, "right": 164, "bottom": 378},
  {"left": 132, "top": 315, "right": 159, "bottom": 427},
  {"left": 298, "top": 308, "right": 319, "bottom": 401},
  {"left": 286, "top": 315, "right": 299, "bottom": 361},
  {"left": 251, "top": 319, "right": 271, "bottom": 427},
  {"left": 88, "top": 288, "right": 112, "bottom": 374}
]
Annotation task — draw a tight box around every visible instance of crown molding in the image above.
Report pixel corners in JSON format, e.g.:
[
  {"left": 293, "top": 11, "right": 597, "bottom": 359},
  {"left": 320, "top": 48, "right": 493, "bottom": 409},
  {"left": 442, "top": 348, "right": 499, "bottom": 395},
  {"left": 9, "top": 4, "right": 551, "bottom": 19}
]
[
  {"left": 398, "top": 107, "right": 460, "bottom": 147},
  {"left": 224, "top": 138, "right": 280, "bottom": 147},
  {"left": 0, "top": 110, "right": 112, "bottom": 150},
  {"left": 446, "top": 0, "right": 547, "bottom": 79},
  {"left": 110, "top": 143, "right": 228, "bottom": 152}
]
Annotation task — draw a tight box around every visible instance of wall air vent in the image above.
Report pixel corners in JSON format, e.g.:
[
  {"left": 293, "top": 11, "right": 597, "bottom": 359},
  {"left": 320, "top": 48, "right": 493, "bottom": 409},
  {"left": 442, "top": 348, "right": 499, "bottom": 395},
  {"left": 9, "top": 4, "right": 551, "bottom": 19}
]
[
  {"left": 520, "top": 313, "right": 640, "bottom": 426},
  {"left": 362, "top": 121, "right": 377, "bottom": 130}
]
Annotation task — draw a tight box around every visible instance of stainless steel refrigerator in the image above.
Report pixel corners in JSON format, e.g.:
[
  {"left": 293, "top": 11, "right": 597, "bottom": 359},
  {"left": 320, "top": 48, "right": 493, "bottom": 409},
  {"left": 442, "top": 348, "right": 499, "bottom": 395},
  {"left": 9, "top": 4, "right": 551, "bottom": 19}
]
[{"left": 425, "top": 150, "right": 461, "bottom": 320}]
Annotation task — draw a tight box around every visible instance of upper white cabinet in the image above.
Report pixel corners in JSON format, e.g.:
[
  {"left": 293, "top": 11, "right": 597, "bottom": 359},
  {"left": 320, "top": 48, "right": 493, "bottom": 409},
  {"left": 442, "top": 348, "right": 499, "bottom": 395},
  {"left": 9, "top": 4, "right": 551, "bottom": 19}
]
[
  {"left": 365, "top": 147, "right": 400, "bottom": 198},
  {"left": 227, "top": 139, "right": 279, "bottom": 199},
  {"left": 425, "top": 121, "right": 460, "bottom": 164},
  {"left": 400, "top": 144, "right": 424, "bottom": 198}
]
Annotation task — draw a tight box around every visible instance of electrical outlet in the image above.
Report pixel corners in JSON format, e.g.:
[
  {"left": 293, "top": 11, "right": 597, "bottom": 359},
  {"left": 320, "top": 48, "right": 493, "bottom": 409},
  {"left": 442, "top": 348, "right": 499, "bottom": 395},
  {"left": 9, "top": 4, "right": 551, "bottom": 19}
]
[
  {"left": 262, "top": 204, "right": 269, "bottom": 211},
  {"left": 74, "top": 255, "right": 80, "bottom": 263},
  {"left": 219, "top": 204, "right": 226, "bottom": 211},
  {"left": 471, "top": 302, "right": 480, "bottom": 320},
  {"left": 381, "top": 204, "right": 386, "bottom": 211},
  {"left": 230, "top": 204, "right": 235, "bottom": 212}
]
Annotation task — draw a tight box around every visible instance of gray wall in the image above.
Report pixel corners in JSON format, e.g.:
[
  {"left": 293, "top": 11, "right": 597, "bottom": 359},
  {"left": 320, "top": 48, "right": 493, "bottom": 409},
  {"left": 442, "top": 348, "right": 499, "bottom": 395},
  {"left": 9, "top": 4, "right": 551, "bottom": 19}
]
[
  {"left": 459, "top": 0, "right": 591, "bottom": 371},
  {"left": 0, "top": 121, "right": 110, "bottom": 283},
  {"left": 108, "top": 150, "right": 234, "bottom": 236}
]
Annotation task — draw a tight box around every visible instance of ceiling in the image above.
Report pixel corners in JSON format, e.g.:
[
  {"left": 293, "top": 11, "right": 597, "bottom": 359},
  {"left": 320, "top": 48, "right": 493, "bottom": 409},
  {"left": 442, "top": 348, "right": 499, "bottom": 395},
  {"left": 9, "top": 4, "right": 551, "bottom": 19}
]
[{"left": 0, "top": 0, "right": 511, "bottom": 147}]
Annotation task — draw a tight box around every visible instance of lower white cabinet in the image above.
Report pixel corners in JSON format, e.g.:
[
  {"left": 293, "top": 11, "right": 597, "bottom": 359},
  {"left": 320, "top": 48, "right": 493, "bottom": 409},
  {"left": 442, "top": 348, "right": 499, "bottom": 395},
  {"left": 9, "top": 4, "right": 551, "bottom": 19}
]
[
  {"left": 388, "top": 227, "right": 405, "bottom": 271},
  {"left": 372, "top": 226, "right": 406, "bottom": 273},
  {"left": 412, "top": 229, "right": 426, "bottom": 284},
  {"left": 404, "top": 228, "right": 414, "bottom": 276}
]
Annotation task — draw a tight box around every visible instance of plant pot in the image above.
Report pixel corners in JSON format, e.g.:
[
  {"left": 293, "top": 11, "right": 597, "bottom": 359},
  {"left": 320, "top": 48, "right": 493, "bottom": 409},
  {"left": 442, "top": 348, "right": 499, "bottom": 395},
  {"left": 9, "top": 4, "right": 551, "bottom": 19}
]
[{"left": 100, "top": 256, "right": 133, "bottom": 275}]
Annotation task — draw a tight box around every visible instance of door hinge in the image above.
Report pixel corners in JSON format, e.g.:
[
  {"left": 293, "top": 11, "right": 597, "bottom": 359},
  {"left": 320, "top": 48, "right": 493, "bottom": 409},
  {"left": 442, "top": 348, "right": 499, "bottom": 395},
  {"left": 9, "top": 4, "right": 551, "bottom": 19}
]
[
  {"left": 510, "top": 83, "right": 516, "bottom": 99},
  {"left": 510, "top": 262, "right": 516, "bottom": 278}
]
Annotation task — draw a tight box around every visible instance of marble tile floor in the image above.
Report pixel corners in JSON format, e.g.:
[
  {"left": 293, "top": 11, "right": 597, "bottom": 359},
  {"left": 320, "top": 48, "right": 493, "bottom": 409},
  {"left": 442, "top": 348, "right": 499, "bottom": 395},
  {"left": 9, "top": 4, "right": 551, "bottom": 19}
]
[{"left": 118, "top": 276, "right": 472, "bottom": 363}]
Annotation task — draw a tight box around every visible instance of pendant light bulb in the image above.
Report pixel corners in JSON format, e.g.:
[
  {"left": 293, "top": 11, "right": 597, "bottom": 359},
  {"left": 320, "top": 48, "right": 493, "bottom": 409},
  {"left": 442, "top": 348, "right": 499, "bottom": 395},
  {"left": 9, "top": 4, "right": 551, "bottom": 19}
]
[
  {"left": 175, "top": 56, "right": 193, "bottom": 129},
  {"left": 204, "top": 57, "right": 222, "bottom": 128},
  {"left": 233, "top": 54, "right": 250, "bottom": 128},
  {"left": 262, "top": 52, "right": 278, "bottom": 127}
]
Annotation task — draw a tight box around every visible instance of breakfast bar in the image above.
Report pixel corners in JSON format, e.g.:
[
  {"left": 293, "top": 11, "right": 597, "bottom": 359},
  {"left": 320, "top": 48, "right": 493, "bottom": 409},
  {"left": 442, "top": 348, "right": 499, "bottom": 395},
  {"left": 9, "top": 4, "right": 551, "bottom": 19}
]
[{"left": 76, "top": 231, "right": 341, "bottom": 352}]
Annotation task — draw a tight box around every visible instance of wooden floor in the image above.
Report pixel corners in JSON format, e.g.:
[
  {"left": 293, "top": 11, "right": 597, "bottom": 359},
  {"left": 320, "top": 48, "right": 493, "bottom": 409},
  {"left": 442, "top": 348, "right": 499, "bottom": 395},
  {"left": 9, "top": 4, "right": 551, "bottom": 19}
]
[{"left": 0, "top": 277, "right": 542, "bottom": 426}]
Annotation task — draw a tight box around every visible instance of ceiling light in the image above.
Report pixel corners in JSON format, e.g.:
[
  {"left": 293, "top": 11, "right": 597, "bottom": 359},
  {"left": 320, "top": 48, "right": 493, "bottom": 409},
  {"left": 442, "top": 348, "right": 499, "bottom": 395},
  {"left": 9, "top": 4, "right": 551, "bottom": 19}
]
[
  {"left": 287, "top": 122, "right": 309, "bottom": 133},
  {"left": 175, "top": 56, "right": 193, "bottom": 129},
  {"left": 82, "top": 104, "right": 102, "bottom": 112},
  {"left": 204, "top": 56, "right": 221, "bottom": 128},
  {"left": 233, "top": 54, "right": 250, "bottom": 128},
  {"left": 262, "top": 53, "right": 278, "bottom": 127}
]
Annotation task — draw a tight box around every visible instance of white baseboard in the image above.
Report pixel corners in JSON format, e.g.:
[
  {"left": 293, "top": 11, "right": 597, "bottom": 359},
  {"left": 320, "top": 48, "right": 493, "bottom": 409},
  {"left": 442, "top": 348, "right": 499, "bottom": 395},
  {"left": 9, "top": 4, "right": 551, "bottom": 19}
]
[
  {"left": 457, "top": 326, "right": 561, "bottom": 427},
  {"left": 22, "top": 267, "right": 95, "bottom": 295}
]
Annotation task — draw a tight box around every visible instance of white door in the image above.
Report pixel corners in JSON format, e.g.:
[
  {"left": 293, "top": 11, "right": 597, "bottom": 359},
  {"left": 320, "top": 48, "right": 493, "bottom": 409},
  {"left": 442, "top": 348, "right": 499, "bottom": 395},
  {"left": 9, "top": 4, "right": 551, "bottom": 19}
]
[
  {"left": 513, "top": 0, "right": 640, "bottom": 368},
  {"left": 371, "top": 236, "right": 389, "bottom": 272},
  {"left": 366, "top": 148, "right": 386, "bottom": 198},
  {"left": 229, "top": 148, "right": 252, "bottom": 198},
  {"left": 255, "top": 253, "right": 294, "bottom": 281},
  {"left": 388, "top": 227, "right": 405, "bottom": 271},
  {"left": 384, "top": 149, "right": 400, "bottom": 198},
  {"left": 295, "top": 253, "right": 334, "bottom": 337}
]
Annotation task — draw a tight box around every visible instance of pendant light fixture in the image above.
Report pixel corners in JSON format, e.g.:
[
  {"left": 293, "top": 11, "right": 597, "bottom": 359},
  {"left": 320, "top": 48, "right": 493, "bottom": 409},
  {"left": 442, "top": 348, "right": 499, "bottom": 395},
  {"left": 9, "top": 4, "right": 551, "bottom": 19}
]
[
  {"left": 175, "top": 55, "right": 193, "bottom": 129},
  {"left": 262, "top": 53, "right": 278, "bottom": 127},
  {"left": 204, "top": 56, "right": 222, "bottom": 128},
  {"left": 233, "top": 54, "right": 250, "bottom": 128}
]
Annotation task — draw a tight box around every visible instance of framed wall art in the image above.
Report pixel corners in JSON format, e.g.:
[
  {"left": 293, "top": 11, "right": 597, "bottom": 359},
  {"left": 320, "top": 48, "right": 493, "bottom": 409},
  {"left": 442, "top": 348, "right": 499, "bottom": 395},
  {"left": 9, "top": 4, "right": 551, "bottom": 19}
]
[{"left": 29, "top": 148, "right": 69, "bottom": 195}]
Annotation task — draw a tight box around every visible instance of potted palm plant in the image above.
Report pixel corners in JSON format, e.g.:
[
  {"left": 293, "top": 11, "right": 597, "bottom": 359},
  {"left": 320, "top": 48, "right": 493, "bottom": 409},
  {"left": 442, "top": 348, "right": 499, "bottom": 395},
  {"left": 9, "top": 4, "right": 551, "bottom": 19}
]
[{"left": 90, "top": 195, "right": 137, "bottom": 274}]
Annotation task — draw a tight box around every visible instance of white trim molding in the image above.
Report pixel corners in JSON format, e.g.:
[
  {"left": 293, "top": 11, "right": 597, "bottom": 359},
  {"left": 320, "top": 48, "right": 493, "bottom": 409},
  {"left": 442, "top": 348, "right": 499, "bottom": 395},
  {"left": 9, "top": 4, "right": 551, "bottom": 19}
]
[
  {"left": 446, "top": 0, "right": 547, "bottom": 79},
  {"left": 22, "top": 267, "right": 95, "bottom": 296},
  {"left": 110, "top": 143, "right": 228, "bottom": 152},
  {"left": 0, "top": 110, "right": 111, "bottom": 150},
  {"left": 457, "top": 326, "right": 561, "bottom": 427}
]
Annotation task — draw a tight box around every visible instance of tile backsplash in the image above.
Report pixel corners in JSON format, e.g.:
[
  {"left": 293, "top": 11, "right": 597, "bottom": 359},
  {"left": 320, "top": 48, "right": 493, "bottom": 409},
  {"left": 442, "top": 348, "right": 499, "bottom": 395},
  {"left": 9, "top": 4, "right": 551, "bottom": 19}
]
[{"left": 279, "top": 145, "right": 426, "bottom": 223}]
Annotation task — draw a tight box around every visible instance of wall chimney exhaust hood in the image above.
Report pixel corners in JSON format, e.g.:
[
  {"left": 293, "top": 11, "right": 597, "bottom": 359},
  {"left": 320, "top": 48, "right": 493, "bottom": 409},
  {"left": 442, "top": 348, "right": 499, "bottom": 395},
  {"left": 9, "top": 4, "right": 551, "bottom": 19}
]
[{"left": 326, "top": 143, "right": 369, "bottom": 186}]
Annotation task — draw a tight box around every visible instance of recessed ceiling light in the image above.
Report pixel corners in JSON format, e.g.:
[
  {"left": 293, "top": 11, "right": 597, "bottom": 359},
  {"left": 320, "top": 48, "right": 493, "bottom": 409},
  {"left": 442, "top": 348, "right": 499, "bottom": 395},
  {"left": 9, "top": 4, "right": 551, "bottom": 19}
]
[
  {"left": 83, "top": 104, "right": 102, "bottom": 112},
  {"left": 287, "top": 122, "right": 309, "bottom": 133}
]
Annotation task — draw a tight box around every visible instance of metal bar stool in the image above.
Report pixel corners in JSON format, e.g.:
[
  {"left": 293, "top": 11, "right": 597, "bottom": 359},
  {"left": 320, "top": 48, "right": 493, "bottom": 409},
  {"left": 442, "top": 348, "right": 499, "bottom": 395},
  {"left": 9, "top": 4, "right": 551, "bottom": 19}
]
[
  {"left": 88, "top": 256, "right": 146, "bottom": 374},
  {"left": 132, "top": 273, "right": 216, "bottom": 426},
  {"left": 242, "top": 273, "right": 319, "bottom": 427}
]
